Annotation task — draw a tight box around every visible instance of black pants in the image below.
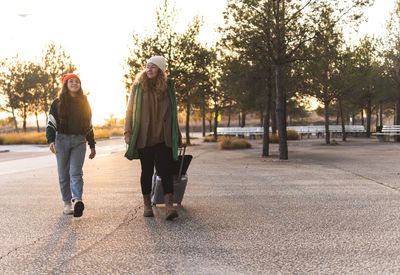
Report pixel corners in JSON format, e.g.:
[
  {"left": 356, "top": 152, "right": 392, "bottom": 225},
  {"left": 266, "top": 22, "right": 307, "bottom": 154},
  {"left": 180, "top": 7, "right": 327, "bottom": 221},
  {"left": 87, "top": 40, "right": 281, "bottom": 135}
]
[{"left": 138, "top": 143, "right": 173, "bottom": 195}]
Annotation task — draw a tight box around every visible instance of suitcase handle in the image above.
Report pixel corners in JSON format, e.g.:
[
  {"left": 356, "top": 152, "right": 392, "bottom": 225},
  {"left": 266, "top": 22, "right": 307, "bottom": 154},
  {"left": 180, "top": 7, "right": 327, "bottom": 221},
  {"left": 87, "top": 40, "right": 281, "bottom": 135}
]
[{"left": 177, "top": 144, "right": 187, "bottom": 181}]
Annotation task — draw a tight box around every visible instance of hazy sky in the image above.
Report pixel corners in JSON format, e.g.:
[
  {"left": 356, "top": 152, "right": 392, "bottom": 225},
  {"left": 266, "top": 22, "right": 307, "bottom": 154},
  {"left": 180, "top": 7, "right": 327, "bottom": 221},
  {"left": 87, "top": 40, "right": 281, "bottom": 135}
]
[{"left": 0, "top": 0, "right": 396, "bottom": 125}]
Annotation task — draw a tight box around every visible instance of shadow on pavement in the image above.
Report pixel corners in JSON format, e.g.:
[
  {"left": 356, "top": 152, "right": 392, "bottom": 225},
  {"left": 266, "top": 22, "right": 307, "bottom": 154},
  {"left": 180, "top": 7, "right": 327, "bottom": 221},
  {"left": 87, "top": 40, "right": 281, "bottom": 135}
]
[{"left": 28, "top": 214, "right": 75, "bottom": 273}]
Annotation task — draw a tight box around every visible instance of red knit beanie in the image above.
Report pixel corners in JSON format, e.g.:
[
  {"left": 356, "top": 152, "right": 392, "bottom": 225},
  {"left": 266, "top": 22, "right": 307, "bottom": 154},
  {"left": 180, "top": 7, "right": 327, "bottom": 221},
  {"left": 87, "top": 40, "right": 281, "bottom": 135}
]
[{"left": 62, "top": 74, "right": 81, "bottom": 84}]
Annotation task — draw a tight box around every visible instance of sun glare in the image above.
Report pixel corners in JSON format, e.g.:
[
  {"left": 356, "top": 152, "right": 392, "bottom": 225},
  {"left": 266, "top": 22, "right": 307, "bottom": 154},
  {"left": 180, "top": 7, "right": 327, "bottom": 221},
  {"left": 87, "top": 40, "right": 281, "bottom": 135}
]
[{"left": 0, "top": 0, "right": 226, "bottom": 126}]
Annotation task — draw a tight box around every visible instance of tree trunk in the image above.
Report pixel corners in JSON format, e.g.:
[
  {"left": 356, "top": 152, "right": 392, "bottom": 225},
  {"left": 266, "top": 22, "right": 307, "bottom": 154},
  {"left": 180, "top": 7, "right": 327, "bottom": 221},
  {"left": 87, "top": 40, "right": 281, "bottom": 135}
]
[
  {"left": 324, "top": 100, "right": 330, "bottom": 144},
  {"left": 375, "top": 105, "right": 379, "bottom": 130},
  {"left": 23, "top": 104, "right": 27, "bottom": 132},
  {"left": 238, "top": 112, "right": 241, "bottom": 126},
  {"left": 335, "top": 111, "right": 339, "bottom": 125},
  {"left": 35, "top": 110, "right": 40, "bottom": 132},
  {"left": 379, "top": 104, "right": 383, "bottom": 128},
  {"left": 396, "top": 93, "right": 400, "bottom": 142},
  {"left": 360, "top": 108, "right": 364, "bottom": 126},
  {"left": 213, "top": 108, "right": 219, "bottom": 138},
  {"left": 202, "top": 107, "right": 206, "bottom": 137},
  {"left": 260, "top": 108, "right": 264, "bottom": 127},
  {"left": 366, "top": 95, "right": 371, "bottom": 137},
  {"left": 339, "top": 97, "right": 346, "bottom": 141},
  {"left": 351, "top": 113, "right": 355, "bottom": 125},
  {"left": 185, "top": 103, "right": 191, "bottom": 145},
  {"left": 11, "top": 108, "right": 19, "bottom": 133},
  {"left": 209, "top": 111, "right": 212, "bottom": 132},
  {"left": 241, "top": 111, "right": 246, "bottom": 127},
  {"left": 227, "top": 106, "right": 231, "bottom": 127},
  {"left": 275, "top": 64, "right": 288, "bottom": 160},
  {"left": 262, "top": 75, "right": 272, "bottom": 157},
  {"left": 44, "top": 93, "right": 49, "bottom": 122},
  {"left": 271, "top": 100, "right": 277, "bottom": 134}
]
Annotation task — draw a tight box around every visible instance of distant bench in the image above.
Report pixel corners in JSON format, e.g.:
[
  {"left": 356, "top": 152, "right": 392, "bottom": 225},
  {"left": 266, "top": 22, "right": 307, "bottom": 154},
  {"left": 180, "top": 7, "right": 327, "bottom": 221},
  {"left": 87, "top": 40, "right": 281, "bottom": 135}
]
[
  {"left": 216, "top": 127, "right": 263, "bottom": 138},
  {"left": 217, "top": 125, "right": 366, "bottom": 139},
  {"left": 373, "top": 125, "right": 400, "bottom": 141}
]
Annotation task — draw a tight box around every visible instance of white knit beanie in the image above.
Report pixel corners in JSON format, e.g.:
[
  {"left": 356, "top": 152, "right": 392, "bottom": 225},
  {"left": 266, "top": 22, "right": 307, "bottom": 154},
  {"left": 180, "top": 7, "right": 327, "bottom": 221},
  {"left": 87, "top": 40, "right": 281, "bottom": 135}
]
[{"left": 146, "top": 56, "right": 166, "bottom": 73}]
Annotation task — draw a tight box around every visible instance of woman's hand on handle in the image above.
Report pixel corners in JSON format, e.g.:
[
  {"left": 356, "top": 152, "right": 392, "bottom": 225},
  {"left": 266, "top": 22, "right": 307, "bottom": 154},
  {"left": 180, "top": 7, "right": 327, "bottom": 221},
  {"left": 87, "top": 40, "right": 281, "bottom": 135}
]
[
  {"left": 49, "top": 142, "right": 56, "bottom": 154},
  {"left": 89, "top": 148, "right": 96, "bottom": 159}
]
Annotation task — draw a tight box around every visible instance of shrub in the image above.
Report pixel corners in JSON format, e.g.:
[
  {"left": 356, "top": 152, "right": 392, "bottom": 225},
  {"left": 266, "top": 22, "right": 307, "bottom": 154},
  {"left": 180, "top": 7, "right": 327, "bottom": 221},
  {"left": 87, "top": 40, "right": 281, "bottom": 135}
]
[
  {"left": 218, "top": 136, "right": 251, "bottom": 150},
  {"left": 287, "top": 129, "right": 300, "bottom": 140},
  {"left": 269, "top": 134, "right": 279, "bottom": 143},
  {"left": 203, "top": 136, "right": 217, "bottom": 142},
  {"left": 267, "top": 130, "right": 299, "bottom": 143}
]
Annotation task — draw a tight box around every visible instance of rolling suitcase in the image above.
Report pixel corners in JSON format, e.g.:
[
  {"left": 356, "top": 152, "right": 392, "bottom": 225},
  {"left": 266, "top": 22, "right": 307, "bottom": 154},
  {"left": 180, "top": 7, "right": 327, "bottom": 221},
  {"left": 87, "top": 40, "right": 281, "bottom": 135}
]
[{"left": 151, "top": 145, "right": 192, "bottom": 205}]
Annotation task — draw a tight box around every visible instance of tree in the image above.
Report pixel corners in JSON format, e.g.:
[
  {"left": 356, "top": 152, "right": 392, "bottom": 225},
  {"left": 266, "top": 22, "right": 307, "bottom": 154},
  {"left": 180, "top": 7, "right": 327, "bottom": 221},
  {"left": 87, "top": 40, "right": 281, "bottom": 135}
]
[
  {"left": 383, "top": 4, "right": 400, "bottom": 136},
  {"left": 334, "top": 47, "right": 357, "bottom": 141},
  {"left": 124, "top": 1, "right": 215, "bottom": 144},
  {"left": 304, "top": 8, "right": 342, "bottom": 144},
  {"left": 15, "top": 61, "right": 45, "bottom": 132},
  {"left": 124, "top": 1, "right": 180, "bottom": 91},
  {"left": 221, "top": 0, "right": 372, "bottom": 158},
  {"left": 352, "top": 36, "right": 381, "bottom": 137},
  {"left": 173, "top": 18, "right": 215, "bottom": 145},
  {"left": 28, "top": 63, "right": 48, "bottom": 132},
  {"left": 0, "top": 57, "right": 21, "bottom": 132},
  {"left": 41, "top": 43, "right": 76, "bottom": 120}
]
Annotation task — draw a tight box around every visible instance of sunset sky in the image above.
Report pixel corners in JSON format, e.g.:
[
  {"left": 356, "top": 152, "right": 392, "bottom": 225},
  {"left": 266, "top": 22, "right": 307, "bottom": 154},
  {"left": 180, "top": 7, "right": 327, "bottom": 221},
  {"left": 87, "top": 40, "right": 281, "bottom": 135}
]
[{"left": 0, "top": 0, "right": 396, "bottom": 125}]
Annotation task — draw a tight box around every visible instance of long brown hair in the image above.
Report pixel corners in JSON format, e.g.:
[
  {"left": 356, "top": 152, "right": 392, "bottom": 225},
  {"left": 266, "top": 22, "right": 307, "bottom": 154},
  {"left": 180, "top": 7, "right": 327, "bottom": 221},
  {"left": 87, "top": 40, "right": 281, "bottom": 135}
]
[
  {"left": 57, "top": 80, "right": 91, "bottom": 133},
  {"left": 134, "top": 68, "right": 168, "bottom": 97}
]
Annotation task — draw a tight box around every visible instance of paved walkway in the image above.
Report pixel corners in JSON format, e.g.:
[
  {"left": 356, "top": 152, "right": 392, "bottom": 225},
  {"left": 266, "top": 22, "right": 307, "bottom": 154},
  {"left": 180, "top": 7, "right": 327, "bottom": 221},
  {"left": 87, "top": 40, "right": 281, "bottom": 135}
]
[{"left": 1, "top": 137, "right": 400, "bottom": 274}]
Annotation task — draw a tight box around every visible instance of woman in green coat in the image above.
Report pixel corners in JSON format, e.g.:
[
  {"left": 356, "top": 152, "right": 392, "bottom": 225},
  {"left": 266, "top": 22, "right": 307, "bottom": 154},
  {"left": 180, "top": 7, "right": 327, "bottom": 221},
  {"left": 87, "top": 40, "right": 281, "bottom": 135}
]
[{"left": 124, "top": 56, "right": 181, "bottom": 220}]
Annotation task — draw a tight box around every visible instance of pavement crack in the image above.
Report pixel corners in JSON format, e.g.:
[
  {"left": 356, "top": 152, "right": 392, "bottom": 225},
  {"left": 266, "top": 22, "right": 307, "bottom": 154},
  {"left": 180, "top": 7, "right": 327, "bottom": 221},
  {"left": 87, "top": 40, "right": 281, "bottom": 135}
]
[
  {"left": 0, "top": 236, "right": 47, "bottom": 261},
  {"left": 305, "top": 160, "right": 400, "bottom": 193},
  {"left": 332, "top": 166, "right": 400, "bottom": 192}
]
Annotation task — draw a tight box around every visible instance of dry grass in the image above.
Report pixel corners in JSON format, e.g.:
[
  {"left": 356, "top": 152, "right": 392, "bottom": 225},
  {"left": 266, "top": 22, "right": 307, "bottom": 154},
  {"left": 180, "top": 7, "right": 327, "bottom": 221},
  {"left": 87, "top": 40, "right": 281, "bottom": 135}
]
[
  {"left": 94, "top": 127, "right": 124, "bottom": 139},
  {"left": 0, "top": 127, "right": 125, "bottom": 145},
  {"left": 187, "top": 136, "right": 200, "bottom": 139},
  {"left": 111, "top": 128, "right": 124, "bottom": 136},
  {"left": 203, "top": 136, "right": 217, "bottom": 142},
  {"left": 0, "top": 132, "right": 47, "bottom": 145},
  {"left": 218, "top": 136, "right": 252, "bottom": 150},
  {"left": 93, "top": 128, "right": 111, "bottom": 139},
  {"left": 182, "top": 137, "right": 200, "bottom": 146}
]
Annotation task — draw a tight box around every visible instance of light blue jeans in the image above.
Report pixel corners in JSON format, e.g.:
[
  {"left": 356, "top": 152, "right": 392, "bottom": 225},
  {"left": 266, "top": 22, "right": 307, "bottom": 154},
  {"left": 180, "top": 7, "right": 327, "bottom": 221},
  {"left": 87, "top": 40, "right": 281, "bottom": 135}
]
[{"left": 55, "top": 133, "right": 86, "bottom": 202}]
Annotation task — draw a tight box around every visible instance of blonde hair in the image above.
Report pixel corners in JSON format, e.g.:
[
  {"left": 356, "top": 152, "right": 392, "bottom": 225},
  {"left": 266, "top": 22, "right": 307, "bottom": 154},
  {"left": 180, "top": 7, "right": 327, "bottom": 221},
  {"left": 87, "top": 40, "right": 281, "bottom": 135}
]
[{"left": 134, "top": 68, "right": 168, "bottom": 97}]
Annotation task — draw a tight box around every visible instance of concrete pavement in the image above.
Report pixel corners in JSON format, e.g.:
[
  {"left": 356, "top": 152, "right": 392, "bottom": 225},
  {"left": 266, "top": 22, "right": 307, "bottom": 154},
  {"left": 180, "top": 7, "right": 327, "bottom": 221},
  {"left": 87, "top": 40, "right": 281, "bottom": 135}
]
[{"left": 2, "top": 137, "right": 400, "bottom": 273}]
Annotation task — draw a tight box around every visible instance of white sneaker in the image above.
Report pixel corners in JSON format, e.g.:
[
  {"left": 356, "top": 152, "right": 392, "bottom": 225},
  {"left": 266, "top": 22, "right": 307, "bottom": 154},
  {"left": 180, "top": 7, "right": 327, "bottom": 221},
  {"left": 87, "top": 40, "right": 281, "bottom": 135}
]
[{"left": 63, "top": 202, "right": 74, "bottom": 215}]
